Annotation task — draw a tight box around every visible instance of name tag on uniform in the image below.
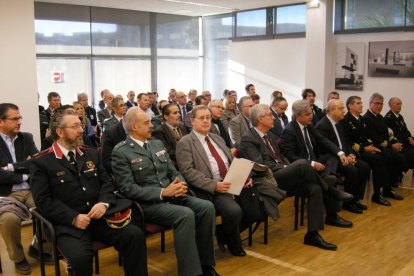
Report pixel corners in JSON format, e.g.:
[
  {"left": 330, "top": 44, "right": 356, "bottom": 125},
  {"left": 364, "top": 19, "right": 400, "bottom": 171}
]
[
  {"left": 131, "top": 158, "right": 143, "bottom": 164},
  {"left": 155, "top": 150, "right": 165, "bottom": 157}
]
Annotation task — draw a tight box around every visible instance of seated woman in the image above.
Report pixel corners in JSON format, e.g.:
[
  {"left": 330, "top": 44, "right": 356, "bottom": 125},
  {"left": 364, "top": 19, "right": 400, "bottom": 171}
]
[
  {"left": 73, "top": 101, "right": 95, "bottom": 147},
  {"left": 221, "top": 95, "right": 240, "bottom": 130}
]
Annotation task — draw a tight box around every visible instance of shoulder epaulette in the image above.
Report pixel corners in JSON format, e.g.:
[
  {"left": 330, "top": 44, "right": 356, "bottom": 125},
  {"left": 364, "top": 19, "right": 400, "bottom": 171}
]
[
  {"left": 114, "top": 140, "right": 127, "bottom": 150},
  {"left": 33, "top": 148, "right": 52, "bottom": 159}
]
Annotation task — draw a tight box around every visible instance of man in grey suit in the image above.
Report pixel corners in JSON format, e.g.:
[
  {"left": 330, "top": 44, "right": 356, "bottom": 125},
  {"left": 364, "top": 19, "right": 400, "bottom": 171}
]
[
  {"left": 229, "top": 96, "right": 254, "bottom": 148},
  {"left": 112, "top": 107, "right": 218, "bottom": 276},
  {"left": 177, "top": 105, "right": 251, "bottom": 257},
  {"left": 97, "top": 91, "right": 114, "bottom": 127}
]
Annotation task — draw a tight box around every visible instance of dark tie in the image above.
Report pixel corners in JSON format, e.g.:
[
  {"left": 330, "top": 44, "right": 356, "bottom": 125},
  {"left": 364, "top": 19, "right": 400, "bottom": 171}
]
[
  {"left": 304, "top": 127, "right": 317, "bottom": 161},
  {"left": 68, "top": 151, "right": 77, "bottom": 169},
  {"left": 312, "top": 106, "right": 319, "bottom": 121},
  {"left": 205, "top": 136, "right": 228, "bottom": 179},
  {"left": 182, "top": 106, "right": 187, "bottom": 118},
  {"left": 172, "top": 127, "right": 181, "bottom": 141},
  {"left": 263, "top": 135, "right": 284, "bottom": 165}
]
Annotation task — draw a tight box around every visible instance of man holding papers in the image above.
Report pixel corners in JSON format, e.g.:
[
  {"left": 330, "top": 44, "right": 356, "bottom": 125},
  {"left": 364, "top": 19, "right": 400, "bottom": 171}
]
[
  {"left": 239, "top": 104, "right": 353, "bottom": 251},
  {"left": 177, "top": 105, "right": 251, "bottom": 257}
]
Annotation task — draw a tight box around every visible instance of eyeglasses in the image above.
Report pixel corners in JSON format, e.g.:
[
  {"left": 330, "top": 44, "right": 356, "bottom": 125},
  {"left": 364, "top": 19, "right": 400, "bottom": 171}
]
[
  {"left": 195, "top": 116, "right": 212, "bottom": 121},
  {"left": 2, "top": 116, "right": 23, "bottom": 121},
  {"left": 210, "top": 106, "right": 222, "bottom": 109},
  {"left": 63, "top": 124, "right": 83, "bottom": 130},
  {"left": 371, "top": 102, "right": 383, "bottom": 106},
  {"left": 243, "top": 105, "right": 254, "bottom": 108}
]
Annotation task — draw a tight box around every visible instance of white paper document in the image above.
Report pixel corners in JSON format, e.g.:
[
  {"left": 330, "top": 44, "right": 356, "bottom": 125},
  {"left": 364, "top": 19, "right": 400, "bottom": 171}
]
[{"left": 224, "top": 158, "right": 254, "bottom": 195}]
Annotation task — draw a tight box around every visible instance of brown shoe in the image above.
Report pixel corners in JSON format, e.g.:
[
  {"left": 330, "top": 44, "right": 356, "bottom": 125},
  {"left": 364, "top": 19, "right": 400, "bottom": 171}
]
[{"left": 15, "top": 258, "right": 31, "bottom": 275}]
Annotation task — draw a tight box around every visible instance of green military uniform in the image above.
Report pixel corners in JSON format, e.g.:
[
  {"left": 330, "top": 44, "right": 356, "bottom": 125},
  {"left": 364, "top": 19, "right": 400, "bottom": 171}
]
[
  {"left": 112, "top": 137, "right": 216, "bottom": 276},
  {"left": 102, "top": 115, "right": 120, "bottom": 132}
]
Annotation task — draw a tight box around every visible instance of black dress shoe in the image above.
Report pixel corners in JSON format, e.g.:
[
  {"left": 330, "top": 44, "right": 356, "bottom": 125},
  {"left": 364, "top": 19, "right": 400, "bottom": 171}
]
[
  {"left": 215, "top": 231, "right": 226, "bottom": 252},
  {"left": 28, "top": 245, "right": 55, "bottom": 264},
  {"left": 201, "top": 265, "right": 220, "bottom": 276},
  {"left": 383, "top": 190, "right": 404, "bottom": 200},
  {"left": 355, "top": 201, "right": 368, "bottom": 210},
  {"left": 371, "top": 194, "right": 391, "bottom": 206},
  {"left": 304, "top": 232, "right": 337, "bottom": 251},
  {"left": 228, "top": 247, "right": 246, "bottom": 257},
  {"left": 15, "top": 258, "right": 31, "bottom": 275},
  {"left": 327, "top": 186, "right": 353, "bottom": 202},
  {"left": 325, "top": 215, "right": 353, "bottom": 228},
  {"left": 343, "top": 202, "right": 363, "bottom": 214}
]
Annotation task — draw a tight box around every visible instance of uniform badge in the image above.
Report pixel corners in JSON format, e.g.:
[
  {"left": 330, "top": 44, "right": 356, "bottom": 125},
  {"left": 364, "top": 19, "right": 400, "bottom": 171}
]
[
  {"left": 131, "top": 158, "right": 143, "bottom": 164},
  {"left": 155, "top": 150, "right": 165, "bottom": 157},
  {"left": 86, "top": 161, "right": 95, "bottom": 169},
  {"left": 56, "top": 171, "right": 65, "bottom": 177}
]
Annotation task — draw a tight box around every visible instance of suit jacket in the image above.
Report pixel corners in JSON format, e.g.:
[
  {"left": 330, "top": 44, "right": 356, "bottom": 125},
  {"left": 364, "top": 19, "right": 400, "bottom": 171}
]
[
  {"left": 177, "top": 103, "right": 193, "bottom": 120},
  {"left": 101, "top": 121, "right": 127, "bottom": 174},
  {"left": 342, "top": 112, "right": 373, "bottom": 155},
  {"left": 221, "top": 109, "right": 240, "bottom": 130},
  {"left": 126, "top": 101, "right": 137, "bottom": 109},
  {"left": 229, "top": 113, "right": 250, "bottom": 148},
  {"left": 112, "top": 137, "right": 184, "bottom": 202},
  {"left": 385, "top": 111, "right": 413, "bottom": 145},
  {"left": 280, "top": 120, "right": 340, "bottom": 163},
  {"left": 239, "top": 129, "right": 289, "bottom": 175},
  {"left": 210, "top": 119, "right": 232, "bottom": 148},
  {"left": 85, "top": 106, "right": 98, "bottom": 126},
  {"left": 97, "top": 108, "right": 111, "bottom": 127},
  {"left": 269, "top": 108, "right": 288, "bottom": 138},
  {"left": 311, "top": 104, "right": 323, "bottom": 125},
  {"left": 30, "top": 143, "right": 115, "bottom": 238},
  {"left": 0, "top": 132, "right": 38, "bottom": 196},
  {"left": 152, "top": 123, "right": 188, "bottom": 164},
  {"left": 316, "top": 116, "right": 352, "bottom": 155},
  {"left": 102, "top": 115, "right": 121, "bottom": 132},
  {"left": 183, "top": 111, "right": 193, "bottom": 132},
  {"left": 176, "top": 132, "right": 232, "bottom": 200},
  {"left": 363, "top": 110, "right": 397, "bottom": 150}
]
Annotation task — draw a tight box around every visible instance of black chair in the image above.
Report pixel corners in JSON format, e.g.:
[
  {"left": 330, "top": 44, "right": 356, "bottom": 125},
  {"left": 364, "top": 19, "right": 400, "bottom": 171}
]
[
  {"left": 294, "top": 195, "right": 306, "bottom": 230},
  {"left": 247, "top": 215, "right": 269, "bottom": 246}
]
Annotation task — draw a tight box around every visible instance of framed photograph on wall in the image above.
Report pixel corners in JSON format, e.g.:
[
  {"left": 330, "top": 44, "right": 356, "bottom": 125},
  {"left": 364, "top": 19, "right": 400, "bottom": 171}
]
[
  {"left": 335, "top": 43, "right": 364, "bottom": 91},
  {"left": 368, "top": 40, "right": 414, "bottom": 78}
]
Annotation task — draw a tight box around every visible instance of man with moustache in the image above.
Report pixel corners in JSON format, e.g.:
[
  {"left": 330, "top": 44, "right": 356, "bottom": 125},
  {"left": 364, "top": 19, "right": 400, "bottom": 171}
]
[
  {"left": 30, "top": 106, "right": 147, "bottom": 276},
  {"left": 112, "top": 107, "right": 218, "bottom": 276}
]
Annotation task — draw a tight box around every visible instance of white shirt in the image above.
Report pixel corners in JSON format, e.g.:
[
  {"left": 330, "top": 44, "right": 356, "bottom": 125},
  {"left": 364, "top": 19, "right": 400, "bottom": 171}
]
[
  {"left": 326, "top": 115, "right": 343, "bottom": 150},
  {"left": 194, "top": 131, "right": 230, "bottom": 182}
]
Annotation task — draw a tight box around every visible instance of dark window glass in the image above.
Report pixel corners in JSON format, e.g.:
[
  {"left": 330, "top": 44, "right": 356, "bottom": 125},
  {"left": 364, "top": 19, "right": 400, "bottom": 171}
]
[
  {"left": 274, "top": 4, "right": 306, "bottom": 34},
  {"left": 236, "top": 9, "right": 267, "bottom": 37}
]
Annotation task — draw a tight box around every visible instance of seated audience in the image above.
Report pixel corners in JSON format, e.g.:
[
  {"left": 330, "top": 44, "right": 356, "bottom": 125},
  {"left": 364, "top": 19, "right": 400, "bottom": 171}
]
[
  {"left": 251, "top": 94, "right": 260, "bottom": 104},
  {"left": 0, "top": 103, "right": 46, "bottom": 274},
  {"left": 112, "top": 108, "right": 218, "bottom": 276},
  {"left": 229, "top": 96, "right": 254, "bottom": 148},
  {"left": 209, "top": 99, "right": 233, "bottom": 149},
  {"left": 363, "top": 93, "right": 404, "bottom": 198},
  {"left": 270, "top": 90, "right": 283, "bottom": 103},
  {"left": 245, "top": 84, "right": 256, "bottom": 96},
  {"left": 97, "top": 91, "right": 114, "bottom": 127},
  {"left": 202, "top": 90, "right": 212, "bottom": 104},
  {"left": 40, "top": 92, "right": 61, "bottom": 148},
  {"left": 184, "top": 95, "right": 208, "bottom": 132},
  {"left": 126, "top": 90, "right": 137, "bottom": 109},
  {"left": 269, "top": 96, "right": 289, "bottom": 139},
  {"left": 30, "top": 107, "right": 147, "bottom": 276},
  {"left": 152, "top": 103, "right": 188, "bottom": 167},
  {"left": 102, "top": 97, "right": 126, "bottom": 132},
  {"left": 98, "top": 89, "right": 110, "bottom": 110},
  {"left": 316, "top": 99, "right": 370, "bottom": 214},
  {"left": 137, "top": 92, "right": 154, "bottom": 119},
  {"left": 73, "top": 101, "right": 95, "bottom": 147},
  {"left": 301, "top": 88, "right": 323, "bottom": 125},
  {"left": 188, "top": 89, "right": 197, "bottom": 106},
  {"left": 239, "top": 104, "right": 352, "bottom": 250},
  {"left": 151, "top": 100, "right": 169, "bottom": 127},
  {"left": 176, "top": 105, "right": 251, "bottom": 257},
  {"left": 221, "top": 95, "right": 240, "bottom": 130},
  {"left": 176, "top": 91, "right": 192, "bottom": 120},
  {"left": 168, "top": 88, "right": 177, "bottom": 104},
  {"left": 321, "top": 91, "right": 340, "bottom": 117}
]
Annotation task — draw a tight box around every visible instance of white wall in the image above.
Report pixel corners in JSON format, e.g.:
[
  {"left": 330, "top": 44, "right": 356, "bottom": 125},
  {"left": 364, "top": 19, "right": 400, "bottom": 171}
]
[
  {"left": 0, "top": 0, "right": 40, "bottom": 147},
  {"left": 228, "top": 37, "right": 306, "bottom": 118},
  {"left": 334, "top": 31, "right": 414, "bottom": 131}
]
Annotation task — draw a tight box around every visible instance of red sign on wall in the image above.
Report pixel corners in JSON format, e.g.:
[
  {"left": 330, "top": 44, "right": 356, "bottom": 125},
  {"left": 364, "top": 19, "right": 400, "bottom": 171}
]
[{"left": 51, "top": 71, "right": 64, "bottom": 83}]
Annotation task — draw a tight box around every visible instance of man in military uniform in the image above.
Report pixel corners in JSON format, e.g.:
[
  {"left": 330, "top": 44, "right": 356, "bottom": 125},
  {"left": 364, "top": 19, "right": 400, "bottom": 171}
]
[
  {"left": 102, "top": 98, "right": 126, "bottom": 132},
  {"left": 31, "top": 107, "right": 147, "bottom": 276},
  {"left": 111, "top": 107, "right": 218, "bottom": 276},
  {"left": 385, "top": 97, "right": 414, "bottom": 170}
]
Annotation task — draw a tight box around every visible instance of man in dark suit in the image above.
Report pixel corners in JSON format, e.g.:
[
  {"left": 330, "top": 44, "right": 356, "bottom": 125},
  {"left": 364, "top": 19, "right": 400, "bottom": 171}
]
[
  {"left": 125, "top": 90, "right": 137, "bottom": 109},
  {"left": 176, "top": 91, "right": 193, "bottom": 120},
  {"left": 97, "top": 92, "right": 114, "bottom": 127},
  {"left": 363, "top": 93, "right": 404, "bottom": 199},
  {"left": 0, "top": 103, "right": 41, "bottom": 274},
  {"left": 208, "top": 99, "right": 233, "bottom": 150},
  {"left": 152, "top": 103, "right": 188, "bottom": 167},
  {"left": 101, "top": 120, "right": 127, "bottom": 174},
  {"left": 30, "top": 107, "right": 147, "bottom": 276},
  {"left": 343, "top": 96, "right": 393, "bottom": 206},
  {"left": 269, "top": 96, "right": 289, "bottom": 138},
  {"left": 176, "top": 105, "right": 252, "bottom": 257},
  {"left": 40, "top": 92, "right": 61, "bottom": 145},
  {"left": 112, "top": 108, "right": 218, "bottom": 276},
  {"left": 239, "top": 104, "right": 352, "bottom": 250},
  {"left": 385, "top": 97, "right": 414, "bottom": 170},
  {"left": 229, "top": 96, "right": 254, "bottom": 148},
  {"left": 301, "top": 88, "right": 323, "bottom": 125},
  {"left": 316, "top": 100, "right": 370, "bottom": 214}
]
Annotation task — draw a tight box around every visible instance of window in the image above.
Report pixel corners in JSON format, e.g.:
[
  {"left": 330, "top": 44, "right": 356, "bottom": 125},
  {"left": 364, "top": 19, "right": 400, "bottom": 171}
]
[
  {"left": 203, "top": 14, "right": 233, "bottom": 40},
  {"left": 274, "top": 4, "right": 307, "bottom": 34},
  {"left": 335, "top": 0, "right": 414, "bottom": 32},
  {"left": 236, "top": 9, "right": 267, "bottom": 37}
]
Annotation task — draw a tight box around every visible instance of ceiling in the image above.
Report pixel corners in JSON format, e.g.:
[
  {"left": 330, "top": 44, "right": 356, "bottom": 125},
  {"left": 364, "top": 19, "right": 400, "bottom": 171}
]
[{"left": 35, "top": 0, "right": 304, "bottom": 16}]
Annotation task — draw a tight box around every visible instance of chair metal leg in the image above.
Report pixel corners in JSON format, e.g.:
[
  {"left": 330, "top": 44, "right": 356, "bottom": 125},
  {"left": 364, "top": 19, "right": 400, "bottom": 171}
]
[
  {"left": 94, "top": 251, "right": 100, "bottom": 274},
  {"left": 248, "top": 225, "right": 253, "bottom": 246},
  {"left": 294, "top": 196, "right": 299, "bottom": 230},
  {"left": 118, "top": 253, "right": 123, "bottom": 266},
  {"left": 161, "top": 229, "right": 166, "bottom": 253},
  {"left": 263, "top": 216, "right": 268, "bottom": 244},
  {"left": 300, "top": 196, "right": 305, "bottom": 226}
]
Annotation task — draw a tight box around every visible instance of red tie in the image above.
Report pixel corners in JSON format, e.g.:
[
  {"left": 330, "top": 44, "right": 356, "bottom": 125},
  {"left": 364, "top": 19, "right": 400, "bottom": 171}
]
[
  {"left": 263, "top": 135, "right": 285, "bottom": 165},
  {"left": 205, "top": 136, "right": 228, "bottom": 179}
]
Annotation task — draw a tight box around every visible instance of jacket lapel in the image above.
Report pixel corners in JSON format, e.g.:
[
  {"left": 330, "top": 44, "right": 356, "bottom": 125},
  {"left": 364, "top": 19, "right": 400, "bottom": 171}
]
[
  {"left": 190, "top": 132, "right": 213, "bottom": 173},
  {"left": 0, "top": 137, "right": 13, "bottom": 163}
]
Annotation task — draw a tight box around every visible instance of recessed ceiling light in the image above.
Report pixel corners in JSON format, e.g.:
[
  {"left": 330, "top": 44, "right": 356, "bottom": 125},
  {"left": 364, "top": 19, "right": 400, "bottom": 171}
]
[{"left": 171, "top": 9, "right": 194, "bottom": 14}]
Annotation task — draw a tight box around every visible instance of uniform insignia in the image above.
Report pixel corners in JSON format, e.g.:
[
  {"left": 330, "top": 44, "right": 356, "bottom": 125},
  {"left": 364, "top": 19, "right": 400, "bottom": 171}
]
[
  {"left": 381, "top": 140, "right": 388, "bottom": 148},
  {"left": 155, "top": 150, "right": 165, "bottom": 157},
  {"left": 86, "top": 161, "right": 95, "bottom": 169},
  {"left": 56, "top": 171, "right": 65, "bottom": 177},
  {"left": 352, "top": 143, "right": 360, "bottom": 152},
  {"left": 131, "top": 158, "right": 143, "bottom": 164}
]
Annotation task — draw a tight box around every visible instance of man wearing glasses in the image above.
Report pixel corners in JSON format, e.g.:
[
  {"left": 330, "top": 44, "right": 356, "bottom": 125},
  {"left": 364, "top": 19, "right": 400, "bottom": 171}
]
[
  {"left": 0, "top": 103, "right": 42, "bottom": 274},
  {"left": 229, "top": 96, "right": 255, "bottom": 148},
  {"left": 269, "top": 96, "right": 289, "bottom": 139}
]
